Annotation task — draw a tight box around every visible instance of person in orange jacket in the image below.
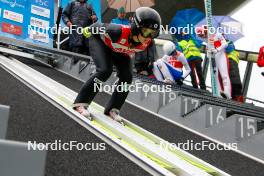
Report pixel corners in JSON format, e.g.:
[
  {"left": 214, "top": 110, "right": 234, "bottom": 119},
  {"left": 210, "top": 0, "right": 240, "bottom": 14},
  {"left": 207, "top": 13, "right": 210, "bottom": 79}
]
[{"left": 257, "top": 46, "right": 264, "bottom": 76}]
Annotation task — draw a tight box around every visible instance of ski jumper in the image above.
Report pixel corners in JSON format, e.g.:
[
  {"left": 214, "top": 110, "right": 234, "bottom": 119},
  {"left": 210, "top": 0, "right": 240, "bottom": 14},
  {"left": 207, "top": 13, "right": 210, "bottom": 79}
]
[
  {"left": 74, "top": 23, "right": 152, "bottom": 114},
  {"left": 210, "top": 33, "right": 231, "bottom": 98},
  {"left": 153, "top": 51, "right": 191, "bottom": 82},
  {"left": 226, "top": 41, "right": 243, "bottom": 101}
]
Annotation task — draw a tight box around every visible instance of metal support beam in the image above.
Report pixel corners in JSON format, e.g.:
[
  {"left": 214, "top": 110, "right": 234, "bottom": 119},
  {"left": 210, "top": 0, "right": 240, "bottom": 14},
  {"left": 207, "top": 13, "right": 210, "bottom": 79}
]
[
  {"left": 242, "top": 53, "right": 253, "bottom": 97},
  {"left": 202, "top": 56, "right": 210, "bottom": 82}
]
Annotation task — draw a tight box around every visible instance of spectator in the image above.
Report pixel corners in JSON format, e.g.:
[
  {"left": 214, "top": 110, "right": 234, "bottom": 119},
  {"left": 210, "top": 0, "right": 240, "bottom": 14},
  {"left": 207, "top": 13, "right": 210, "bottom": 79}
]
[
  {"left": 111, "top": 7, "right": 130, "bottom": 25},
  {"left": 226, "top": 41, "right": 244, "bottom": 102},
  {"left": 258, "top": 46, "right": 264, "bottom": 77},
  {"left": 178, "top": 32, "right": 206, "bottom": 90},
  {"left": 134, "top": 40, "right": 156, "bottom": 76},
  {"left": 62, "top": 0, "right": 97, "bottom": 63}
]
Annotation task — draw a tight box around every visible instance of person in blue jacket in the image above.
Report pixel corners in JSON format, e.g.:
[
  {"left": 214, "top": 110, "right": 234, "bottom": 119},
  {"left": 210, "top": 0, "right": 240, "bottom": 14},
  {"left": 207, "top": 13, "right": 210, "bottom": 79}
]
[{"left": 111, "top": 7, "right": 130, "bottom": 25}]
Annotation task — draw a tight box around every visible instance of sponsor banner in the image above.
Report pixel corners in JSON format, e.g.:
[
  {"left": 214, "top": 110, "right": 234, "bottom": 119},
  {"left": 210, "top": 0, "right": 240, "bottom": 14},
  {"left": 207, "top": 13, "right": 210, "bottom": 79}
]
[
  {"left": 2, "top": 22, "right": 23, "bottom": 35},
  {"left": 31, "top": 4, "right": 50, "bottom": 18},
  {"left": 0, "top": 0, "right": 54, "bottom": 47},
  {"left": 30, "top": 17, "right": 49, "bottom": 29},
  {"left": 34, "top": 0, "right": 49, "bottom": 8},
  {"left": 3, "top": 9, "right": 24, "bottom": 23},
  {"left": 0, "top": 0, "right": 26, "bottom": 9},
  {"left": 28, "top": 28, "right": 49, "bottom": 43}
]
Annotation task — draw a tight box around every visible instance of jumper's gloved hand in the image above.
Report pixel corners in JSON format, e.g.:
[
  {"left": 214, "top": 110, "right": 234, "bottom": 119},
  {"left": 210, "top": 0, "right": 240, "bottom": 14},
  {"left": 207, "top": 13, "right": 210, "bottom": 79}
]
[
  {"left": 148, "top": 62, "right": 154, "bottom": 70},
  {"left": 210, "top": 48, "right": 218, "bottom": 54},
  {"left": 163, "top": 78, "right": 174, "bottom": 84},
  {"left": 145, "top": 62, "right": 154, "bottom": 76},
  {"left": 261, "top": 72, "right": 264, "bottom": 77},
  {"left": 176, "top": 77, "right": 184, "bottom": 86},
  {"left": 139, "top": 71, "right": 148, "bottom": 76},
  {"left": 83, "top": 27, "right": 92, "bottom": 38}
]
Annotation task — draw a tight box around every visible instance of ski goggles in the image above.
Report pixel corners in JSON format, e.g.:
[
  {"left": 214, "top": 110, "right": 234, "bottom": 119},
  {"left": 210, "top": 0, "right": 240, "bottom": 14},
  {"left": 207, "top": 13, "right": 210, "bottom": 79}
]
[
  {"left": 169, "top": 50, "right": 177, "bottom": 56},
  {"left": 141, "top": 28, "right": 159, "bottom": 39}
]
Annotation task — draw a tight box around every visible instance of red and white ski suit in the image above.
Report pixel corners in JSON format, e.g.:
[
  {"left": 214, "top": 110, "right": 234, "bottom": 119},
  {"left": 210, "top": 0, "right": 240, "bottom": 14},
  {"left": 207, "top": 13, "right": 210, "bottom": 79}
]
[{"left": 209, "top": 33, "right": 231, "bottom": 98}]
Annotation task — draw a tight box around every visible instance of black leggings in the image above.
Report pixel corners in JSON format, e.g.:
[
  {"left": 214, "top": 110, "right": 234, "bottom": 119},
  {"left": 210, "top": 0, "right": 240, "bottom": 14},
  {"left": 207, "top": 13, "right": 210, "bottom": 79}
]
[
  {"left": 188, "top": 59, "right": 206, "bottom": 89},
  {"left": 74, "top": 35, "right": 133, "bottom": 115},
  {"left": 229, "top": 59, "right": 242, "bottom": 97}
]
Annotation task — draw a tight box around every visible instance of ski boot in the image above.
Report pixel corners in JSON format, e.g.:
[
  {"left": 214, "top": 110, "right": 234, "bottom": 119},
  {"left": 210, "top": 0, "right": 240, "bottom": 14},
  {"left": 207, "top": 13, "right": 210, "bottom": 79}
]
[
  {"left": 108, "top": 109, "right": 125, "bottom": 125},
  {"left": 220, "top": 91, "right": 231, "bottom": 100},
  {"left": 74, "top": 106, "right": 92, "bottom": 120}
]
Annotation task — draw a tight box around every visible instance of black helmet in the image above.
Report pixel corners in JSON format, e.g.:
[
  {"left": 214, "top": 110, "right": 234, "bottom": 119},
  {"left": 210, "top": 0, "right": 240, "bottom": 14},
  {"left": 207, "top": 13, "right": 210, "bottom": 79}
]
[{"left": 131, "top": 7, "right": 161, "bottom": 39}]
